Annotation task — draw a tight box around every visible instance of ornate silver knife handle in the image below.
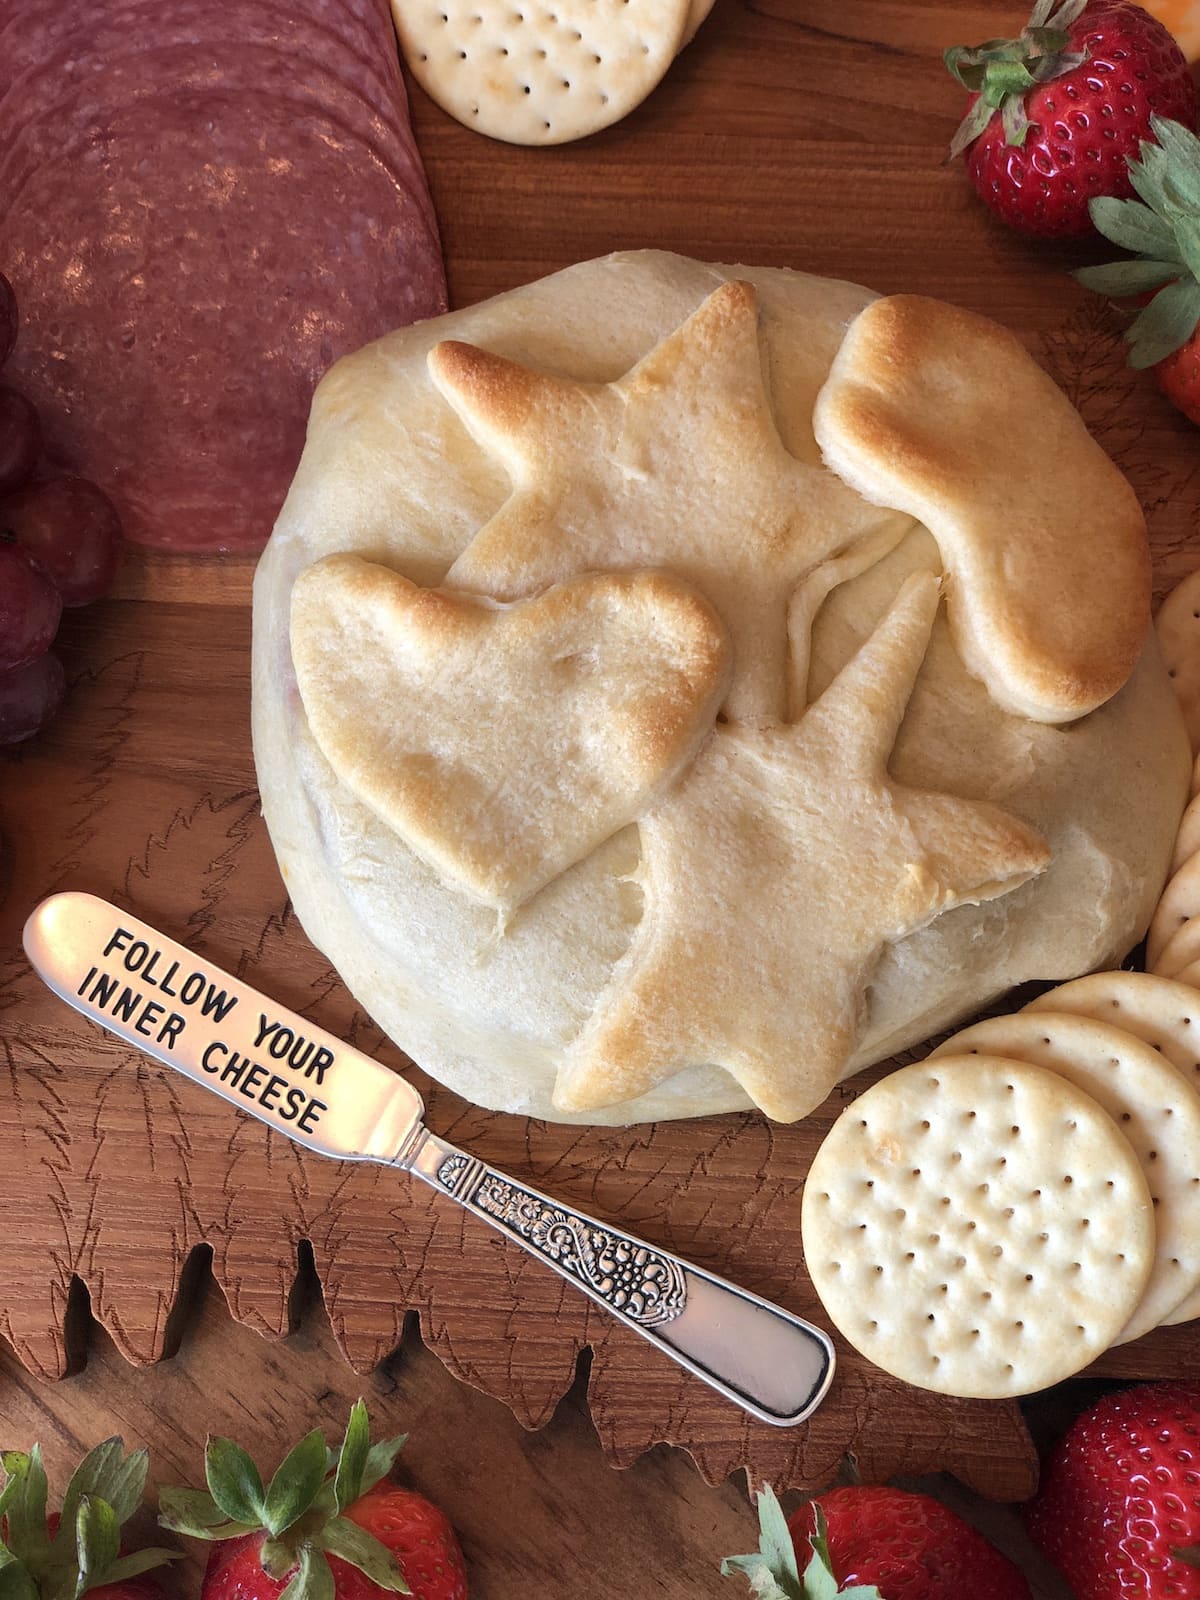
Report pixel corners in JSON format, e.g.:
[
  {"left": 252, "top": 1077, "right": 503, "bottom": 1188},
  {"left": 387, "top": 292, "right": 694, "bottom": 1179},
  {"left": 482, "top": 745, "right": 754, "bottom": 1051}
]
[{"left": 407, "top": 1130, "right": 835, "bottom": 1427}]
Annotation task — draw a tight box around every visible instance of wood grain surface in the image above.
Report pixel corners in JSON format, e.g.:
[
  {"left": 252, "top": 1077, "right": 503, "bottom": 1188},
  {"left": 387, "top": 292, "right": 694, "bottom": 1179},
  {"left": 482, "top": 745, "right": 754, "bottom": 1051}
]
[
  {"left": 0, "top": 1264, "right": 1076, "bottom": 1598},
  {"left": 2, "top": 0, "right": 1200, "bottom": 1537}
]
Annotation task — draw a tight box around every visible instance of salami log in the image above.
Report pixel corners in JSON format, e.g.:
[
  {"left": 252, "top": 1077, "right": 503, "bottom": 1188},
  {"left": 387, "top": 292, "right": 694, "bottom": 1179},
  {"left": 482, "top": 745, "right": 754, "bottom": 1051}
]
[{"left": 0, "top": 0, "right": 446, "bottom": 551}]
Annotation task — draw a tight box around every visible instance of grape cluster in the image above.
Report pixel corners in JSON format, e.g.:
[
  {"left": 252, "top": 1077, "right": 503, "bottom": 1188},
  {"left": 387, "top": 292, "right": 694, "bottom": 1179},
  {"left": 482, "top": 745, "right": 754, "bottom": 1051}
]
[{"left": 0, "top": 271, "right": 123, "bottom": 746}]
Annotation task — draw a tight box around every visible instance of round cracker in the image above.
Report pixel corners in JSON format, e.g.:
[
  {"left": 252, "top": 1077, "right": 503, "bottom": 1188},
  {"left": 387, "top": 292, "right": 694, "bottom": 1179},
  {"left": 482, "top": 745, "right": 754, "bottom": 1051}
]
[
  {"left": 801, "top": 1055, "right": 1153, "bottom": 1398},
  {"left": 1025, "top": 970, "right": 1200, "bottom": 1328},
  {"left": 394, "top": 0, "right": 689, "bottom": 147},
  {"left": 1026, "top": 970, "right": 1200, "bottom": 1084},
  {"left": 680, "top": 0, "right": 715, "bottom": 46},
  {"left": 934, "top": 1012, "right": 1200, "bottom": 1341},
  {"left": 1153, "top": 913, "right": 1200, "bottom": 979},
  {"left": 1148, "top": 854, "right": 1200, "bottom": 970},
  {"left": 1172, "top": 796, "right": 1200, "bottom": 874},
  {"left": 1156, "top": 568, "right": 1200, "bottom": 752}
]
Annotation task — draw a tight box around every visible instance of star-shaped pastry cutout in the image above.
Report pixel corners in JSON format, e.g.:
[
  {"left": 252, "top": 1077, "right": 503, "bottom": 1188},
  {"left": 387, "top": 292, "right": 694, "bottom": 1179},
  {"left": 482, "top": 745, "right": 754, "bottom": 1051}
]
[
  {"left": 428, "top": 280, "right": 911, "bottom": 723},
  {"left": 554, "top": 573, "right": 1051, "bottom": 1123}
]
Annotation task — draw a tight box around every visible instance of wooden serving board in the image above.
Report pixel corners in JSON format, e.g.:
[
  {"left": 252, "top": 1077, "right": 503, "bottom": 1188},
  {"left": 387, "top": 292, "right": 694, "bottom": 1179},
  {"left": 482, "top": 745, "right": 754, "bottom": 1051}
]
[{"left": 3, "top": 0, "right": 1200, "bottom": 1503}]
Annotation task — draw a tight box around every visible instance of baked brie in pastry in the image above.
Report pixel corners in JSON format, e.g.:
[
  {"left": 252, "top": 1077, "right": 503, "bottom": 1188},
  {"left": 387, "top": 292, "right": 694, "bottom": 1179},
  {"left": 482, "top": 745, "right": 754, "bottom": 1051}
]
[{"left": 252, "top": 250, "right": 1187, "bottom": 1124}]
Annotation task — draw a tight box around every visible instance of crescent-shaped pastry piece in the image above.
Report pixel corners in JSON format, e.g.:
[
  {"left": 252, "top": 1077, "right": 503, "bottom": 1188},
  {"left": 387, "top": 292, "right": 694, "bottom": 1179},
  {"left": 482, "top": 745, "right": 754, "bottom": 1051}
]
[{"left": 813, "top": 294, "right": 1150, "bottom": 724}]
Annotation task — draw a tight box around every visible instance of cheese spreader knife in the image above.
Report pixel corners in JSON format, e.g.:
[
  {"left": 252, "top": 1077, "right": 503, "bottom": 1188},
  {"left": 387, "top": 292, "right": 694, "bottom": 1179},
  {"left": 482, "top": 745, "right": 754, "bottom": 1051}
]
[{"left": 23, "top": 890, "right": 835, "bottom": 1426}]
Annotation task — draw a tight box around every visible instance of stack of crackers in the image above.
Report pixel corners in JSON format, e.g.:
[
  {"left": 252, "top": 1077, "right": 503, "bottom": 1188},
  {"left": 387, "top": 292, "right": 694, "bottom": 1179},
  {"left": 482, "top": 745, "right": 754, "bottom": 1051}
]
[
  {"left": 803, "top": 581, "right": 1200, "bottom": 1400},
  {"left": 802, "top": 973, "right": 1200, "bottom": 1398}
]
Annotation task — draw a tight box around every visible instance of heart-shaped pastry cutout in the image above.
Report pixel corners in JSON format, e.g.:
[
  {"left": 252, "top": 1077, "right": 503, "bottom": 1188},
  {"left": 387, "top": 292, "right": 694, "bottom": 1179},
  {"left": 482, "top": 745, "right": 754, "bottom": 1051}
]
[{"left": 289, "top": 555, "right": 730, "bottom": 912}]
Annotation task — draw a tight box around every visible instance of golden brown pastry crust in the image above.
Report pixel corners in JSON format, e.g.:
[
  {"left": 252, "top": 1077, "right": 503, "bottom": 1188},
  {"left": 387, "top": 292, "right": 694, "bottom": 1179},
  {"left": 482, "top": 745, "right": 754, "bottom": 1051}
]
[
  {"left": 252, "top": 251, "right": 1188, "bottom": 1125},
  {"left": 560, "top": 574, "right": 1049, "bottom": 1120},
  {"left": 430, "top": 280, "right": 906, "bottom": 725},
  {"left": 813, "top": 295, "right": 1151, "bottom": 723},
  {"left": 290, "top": 557, "right": 730, "bottom": 914}
]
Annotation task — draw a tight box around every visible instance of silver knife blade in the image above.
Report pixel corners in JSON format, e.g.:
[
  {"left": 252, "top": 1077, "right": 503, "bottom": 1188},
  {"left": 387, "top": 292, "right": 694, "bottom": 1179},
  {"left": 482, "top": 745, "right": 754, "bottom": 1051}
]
[{"left": 23, "top": 890, "right": 425, "bottom": 1166}]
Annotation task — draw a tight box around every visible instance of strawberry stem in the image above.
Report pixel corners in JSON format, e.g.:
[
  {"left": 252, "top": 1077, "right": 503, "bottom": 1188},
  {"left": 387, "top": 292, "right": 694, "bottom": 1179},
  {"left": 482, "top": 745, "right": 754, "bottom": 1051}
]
[
  {"left": 158, "top": 1401, "right": 412, "bottom": 1600},
  {"left": 945, "top": 0, "right": 1090, "bottom": 157},
  {"left": 720, "top": 1488, "right": 885, "bottom": 1600},
  {"left": 0, "top": 1440, "right": 177, "bottom": 1599}
]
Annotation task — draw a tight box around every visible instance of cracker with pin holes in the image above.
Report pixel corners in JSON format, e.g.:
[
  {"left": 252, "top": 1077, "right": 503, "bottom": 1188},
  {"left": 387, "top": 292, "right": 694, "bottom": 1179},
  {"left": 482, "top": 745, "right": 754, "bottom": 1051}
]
[
  {"left": 1157, "top": 568, "right": 1200, "bottom": 751},
  {"left": 800, "top": 1055, "right": 1153, "bottom": 1398},
  {"left": 1148, "top": 854, "right": 1200, "bottom": 970},
  {"left": 392, "top": 0, "right": 689, "bottom": 147},
  {"left": 1173, "top": 793, "right": 1200, "bottom": 873},
  {"left": 933, "top": 1011, "right": 1200, "bottom": 1340},
  {"left": 1152, "top": 914, "right": 1200, "bottom": 980},
  {"left": 1027, "top": 970, "right": 1200, "bottom": 1088},
  {"left": 1025, "top": 970, "right": 1200, "bottom": 1326}
]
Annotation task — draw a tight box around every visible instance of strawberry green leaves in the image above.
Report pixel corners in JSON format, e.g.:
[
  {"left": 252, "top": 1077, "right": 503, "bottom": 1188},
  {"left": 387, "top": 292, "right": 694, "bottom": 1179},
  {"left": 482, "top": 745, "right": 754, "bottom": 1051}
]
[
  {"left": 321, "top": 1518, "right": 408, "bottom": 1588},
  {"left": 159, "top": 1400, "right": 412, "bottom": 1600},
  {"left": 1078, "top": 116, "right": 1200, "bottom": 367},
  {"left": 1, "top": 1450, "right": 51, "bottom": 1586},
  {"left": 1122, "top": 279, "right": 1200, "bottom": 369},
  {"left": 1025, "top": 0, "right": 1087, "bottom": 30},
  {"left": 73, "top": 1501, "right": 119, "bottom": 1595},
  {"left": 76, "top": 1547, "right": 173, "bottom": 1596},
  {"left": 282, "top": 1548, "right": 335, "bottom": 1600},
  {"left": 332, "top": 1400, "right": 406, "bottom": 1514},
  {"left": 360, "top": 1435, "right": 410, "bottom": 1504},
  {"left": 721, "top": 1489, "right": 884, "bottom": 1600},
  {"left": 0, "top": 1559, "right": 40, "bottom": 1600},
  {"left": 1075, "top": 257, "right": 1183, "bottom": 297},
  {"left": 722, "top": 1486, "right": 803, "bottom": 1599},
  {"left": 1141, "top": 118, "right": 1200, "bottom": 213},
  {"left": 1089, "top": 196, "right": 1179, "bottom": 261},
  {"left": 333, "top": 1401, "right": 371, "bottom": 1516},
  {"left": 800, "top": 1509, "right": 884, "bottom": 1600},
  {"left": 160, "top": 1428, "right": 331, "bottom": 1545},
  {"left": 58, "top": 1441, "right": 147, "bottom": 1535},
  {"left": 0, "top": 1440, "right": 176, "bottom": 1600},
  {"left": 203, "top": 1437, "right": 268, "bottom": 1528},
  {"left": 262, "top": 1431, "right": 328, "bottom": 1538},
  {"left": 945, "top": 0, "right": 1089, "bottom": 157}
]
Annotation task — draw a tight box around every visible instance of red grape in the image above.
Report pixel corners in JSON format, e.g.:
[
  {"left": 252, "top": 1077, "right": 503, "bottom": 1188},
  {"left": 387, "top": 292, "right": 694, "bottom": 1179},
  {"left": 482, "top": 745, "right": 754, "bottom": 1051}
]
[
  {"left": 0, "top": 542, "right": 60, "bottom": 671},
  {"left": 0, "top": 388, "right": 39, "bottom": 494},
  {"left": 0, "top": 478, "right": 122, "bottom": 606},
  {"left": 0, "top": 274, "right": 16, "bottom": 371},
  {"left": 0, "top": 651, "right": 65, "bottom": 745}
]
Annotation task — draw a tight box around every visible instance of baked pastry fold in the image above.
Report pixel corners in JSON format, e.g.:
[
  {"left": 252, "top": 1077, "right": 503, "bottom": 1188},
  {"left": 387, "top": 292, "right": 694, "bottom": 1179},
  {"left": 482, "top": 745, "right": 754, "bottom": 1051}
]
[{"left": 253, "top": 250, "right": 1187, "bottom": 1124}]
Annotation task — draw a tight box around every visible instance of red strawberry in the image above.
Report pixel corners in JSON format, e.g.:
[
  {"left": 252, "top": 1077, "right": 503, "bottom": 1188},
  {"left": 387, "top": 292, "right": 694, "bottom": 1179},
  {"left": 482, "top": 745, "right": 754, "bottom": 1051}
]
[
  {"left": 160, "top": 1400, "right": 467, "bottom": 1600},
  {"left": 1154, "top": 326, "right": 1200, "bottom": 420},
  {"left": 338, "top": 1481, "right": 465, "bottom": 1600},
  {"left": 0, "top": 1438, "right": 175, "bottom": 1597},
  {"left": 721, "top": 1483, "right": 1030, "bottom": 1599},
  {"left": 1075, "top": 115, "right": 1200, "bottom": 422},
  {"left": 1026, "top": 1381, "right": 1200, "bottom": 1596},
  {"left": 945, "top": 0, "right": 1196, "bottom": 238}
]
